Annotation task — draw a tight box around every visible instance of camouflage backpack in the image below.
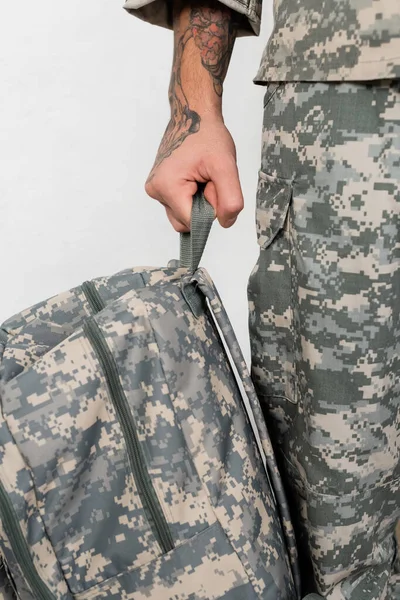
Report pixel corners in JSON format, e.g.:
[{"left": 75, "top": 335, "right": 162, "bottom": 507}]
[{"left": 0, "top": 195, "right": 301, "bottom": 599}]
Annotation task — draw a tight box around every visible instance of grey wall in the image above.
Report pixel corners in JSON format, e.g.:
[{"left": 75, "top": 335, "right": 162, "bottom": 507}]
[{"left": 0, "top": 0, "right": 273, "bottom": 362}]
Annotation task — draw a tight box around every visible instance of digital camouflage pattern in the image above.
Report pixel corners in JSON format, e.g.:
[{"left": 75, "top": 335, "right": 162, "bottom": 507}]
[
  {"left": 123, "top": 0, "right": 400, "bottom": 82},
  {"left": 254, "top": 0, "right": 400, "bottom": 83},
  {"left": 0, "top": 265, "right": 299, "bottom": 599},
  {"left": 248, "top": 80, "right": 400, "bottom": 599},
  {"left": 0, "top": 557, "right": 18, "bottom": 599}
]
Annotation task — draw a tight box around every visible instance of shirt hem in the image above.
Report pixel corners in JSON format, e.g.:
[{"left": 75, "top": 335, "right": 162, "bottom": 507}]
[{"left": 253, "top": 56, "right": 400, "bottom": 84}]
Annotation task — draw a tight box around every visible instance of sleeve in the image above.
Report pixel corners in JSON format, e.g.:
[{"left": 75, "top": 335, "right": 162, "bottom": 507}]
[{"left": 123, "top": 0, "right": 261, "bottom": 36}]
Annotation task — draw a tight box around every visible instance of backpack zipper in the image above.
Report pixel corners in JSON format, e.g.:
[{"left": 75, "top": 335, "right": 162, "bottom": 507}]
[
  {"left": 83, "top": 318, "right": 174, "bottom": 554},
  {"left": 81, "top": 280, "right": 105, "bottom": 314},
  {"left": 0, "top": 482, "right": 55, "bottom": 600},
  {"left": 81, "top": 281, "right": 173, "bottom": 551}
]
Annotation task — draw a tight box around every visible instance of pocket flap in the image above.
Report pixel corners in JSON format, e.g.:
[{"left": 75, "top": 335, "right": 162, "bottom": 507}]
[
  {"left": 256, "top": 171, "right": 292, "bottom": 249},
  {"left": 0, "top": 319, "right": 71, "bottom": 382}
]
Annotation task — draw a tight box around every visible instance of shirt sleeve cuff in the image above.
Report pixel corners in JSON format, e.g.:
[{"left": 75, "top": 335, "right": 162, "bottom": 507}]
[{"left": 123, "top": 0, "right": 261, "bottom": 36}]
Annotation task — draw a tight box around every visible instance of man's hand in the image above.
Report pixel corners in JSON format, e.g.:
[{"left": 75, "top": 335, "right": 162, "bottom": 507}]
[
  {"left": 144, "top": 0, "right": 243, "bottom": 232},
  {"left": 146, "top": 113, "right": 242, "bottom": 231}
]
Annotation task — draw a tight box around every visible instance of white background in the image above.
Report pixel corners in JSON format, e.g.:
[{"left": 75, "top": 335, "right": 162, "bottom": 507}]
[{"left": 0, "top": 0, "right": 273, "bottom": 362}]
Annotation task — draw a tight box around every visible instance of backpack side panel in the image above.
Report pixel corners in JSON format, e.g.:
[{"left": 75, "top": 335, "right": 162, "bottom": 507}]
[
  {"left": 132, "top": 280, "right": 295, "bottom": 598},
  {"left": 0, "top": 415, "right": 72, "bottom": 598}
]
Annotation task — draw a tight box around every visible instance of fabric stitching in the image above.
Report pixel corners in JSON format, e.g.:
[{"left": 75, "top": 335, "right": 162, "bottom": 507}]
[
  {"left": 287, "top": 188, "right": 298, "bottom": 405},
  {"left": 263, "top": 55, "right": 400, "bottom": 69}
]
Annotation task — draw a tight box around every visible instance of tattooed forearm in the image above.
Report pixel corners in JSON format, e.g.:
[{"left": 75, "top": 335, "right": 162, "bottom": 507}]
[
  {"left": 191, "top": 7, "right": 236, "bottom": 96},
  {"left": 148, "top": 29, "right": 201, "bottom": 178},
  {"left": 148, "top": 0, "right": 236, "bottom": 179}
]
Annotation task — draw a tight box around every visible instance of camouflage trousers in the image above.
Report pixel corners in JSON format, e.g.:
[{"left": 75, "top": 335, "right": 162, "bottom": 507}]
[{"left": 248, "top": 81, "right": 400, "bottom": 600}]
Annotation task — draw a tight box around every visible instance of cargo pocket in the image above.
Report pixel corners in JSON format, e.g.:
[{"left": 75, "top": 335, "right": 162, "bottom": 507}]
[{"left": 248, "top": 170, "right": 297, "bottom": 406}]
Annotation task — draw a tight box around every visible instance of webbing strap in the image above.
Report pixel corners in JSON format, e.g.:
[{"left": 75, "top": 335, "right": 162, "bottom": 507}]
[{"left": 180, "top": 191, "right": 215, "bottom": 272}]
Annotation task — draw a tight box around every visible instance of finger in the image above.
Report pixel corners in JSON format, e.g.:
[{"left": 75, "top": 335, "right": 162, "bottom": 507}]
[
  {"left": 146, "top": 175, "right": 195, "bottom": 230},
  {"left": 210, "top": 159, "right": 244, "bottom": 228},
  {"left": 161, "top": 180, "right": 198, "bottom": 230},
  {"left": 165, "top": 207, "right": 190, "bottom": 233}
]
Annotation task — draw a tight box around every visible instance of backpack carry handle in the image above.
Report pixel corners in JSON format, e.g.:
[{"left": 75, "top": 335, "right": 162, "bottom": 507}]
[{"left": 179, "top": 189, "right": 215, "bottom": 272}]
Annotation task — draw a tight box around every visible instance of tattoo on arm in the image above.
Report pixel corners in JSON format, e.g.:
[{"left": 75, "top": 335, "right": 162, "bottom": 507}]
[
  {"left": 191, "top": 7, "right": 236, "bottom": 96},
  {"left": 148, "top": 1, "right": 236, "bottom": 180},
  {"left": 148, "top": 27, "right": 201, "bottom": 179}
]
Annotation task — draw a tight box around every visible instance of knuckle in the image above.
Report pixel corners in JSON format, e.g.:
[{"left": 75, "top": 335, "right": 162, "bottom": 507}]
[
  {"left": 222, "top": 202, "right": 242, "bottom": 220},
  {"left": 219, "top": 155, "right": 238, "bottom": 172},
  {"left": 235, "top": 200, "right": 244, "bottom": 214},
  {"left": 144, "top": 180, "right": 156, "bottom": 199}
]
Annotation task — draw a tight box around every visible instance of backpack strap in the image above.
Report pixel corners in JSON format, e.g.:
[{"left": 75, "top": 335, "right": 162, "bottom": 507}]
[{"left": 180, "top": 191, "right": 215, "bottom": 272}]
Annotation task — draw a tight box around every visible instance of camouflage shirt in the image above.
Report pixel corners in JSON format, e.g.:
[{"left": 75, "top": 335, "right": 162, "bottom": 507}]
[
  {"left": 255, "top": 0, "right": 400, "bottom": 82},
  {"left": 124, "top": 0, "right": 400, "bottom": 81}
]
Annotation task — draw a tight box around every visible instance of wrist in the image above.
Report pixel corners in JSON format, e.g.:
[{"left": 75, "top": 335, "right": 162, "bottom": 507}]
[
  {"left": 169, "top": 56, "right": 224, "bottom": 119},
  {"left": 169, "top": 92, "right": 223, "bottom": 121},
  {"left": 187, "top": 100, "right": 223, "bottom": 120}
]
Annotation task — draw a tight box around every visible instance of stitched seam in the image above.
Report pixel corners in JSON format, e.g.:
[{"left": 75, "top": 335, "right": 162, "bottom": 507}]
[
  {"left": 287, "top": 190, "right": 298, "bottom": 405},
  {"left": 259, "top": 393, "right": 297, "bottom": 405},
  {"left": 262, "top": 54, "right": 400, "bottom": 68}
]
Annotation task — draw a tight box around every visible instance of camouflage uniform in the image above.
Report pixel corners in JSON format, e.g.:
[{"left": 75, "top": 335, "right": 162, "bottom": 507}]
[
  {"left": 124, "top": 0, "right": 400, "bottom": 82},
  {"left": 122, "top": 0, "right": 400, "bottom": 598},
  {"left": 249, "top": 81, "right": 400, "bottom": 599},
  {"left": 251, "top": 4, "right": 400, "bottom": 598}
]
